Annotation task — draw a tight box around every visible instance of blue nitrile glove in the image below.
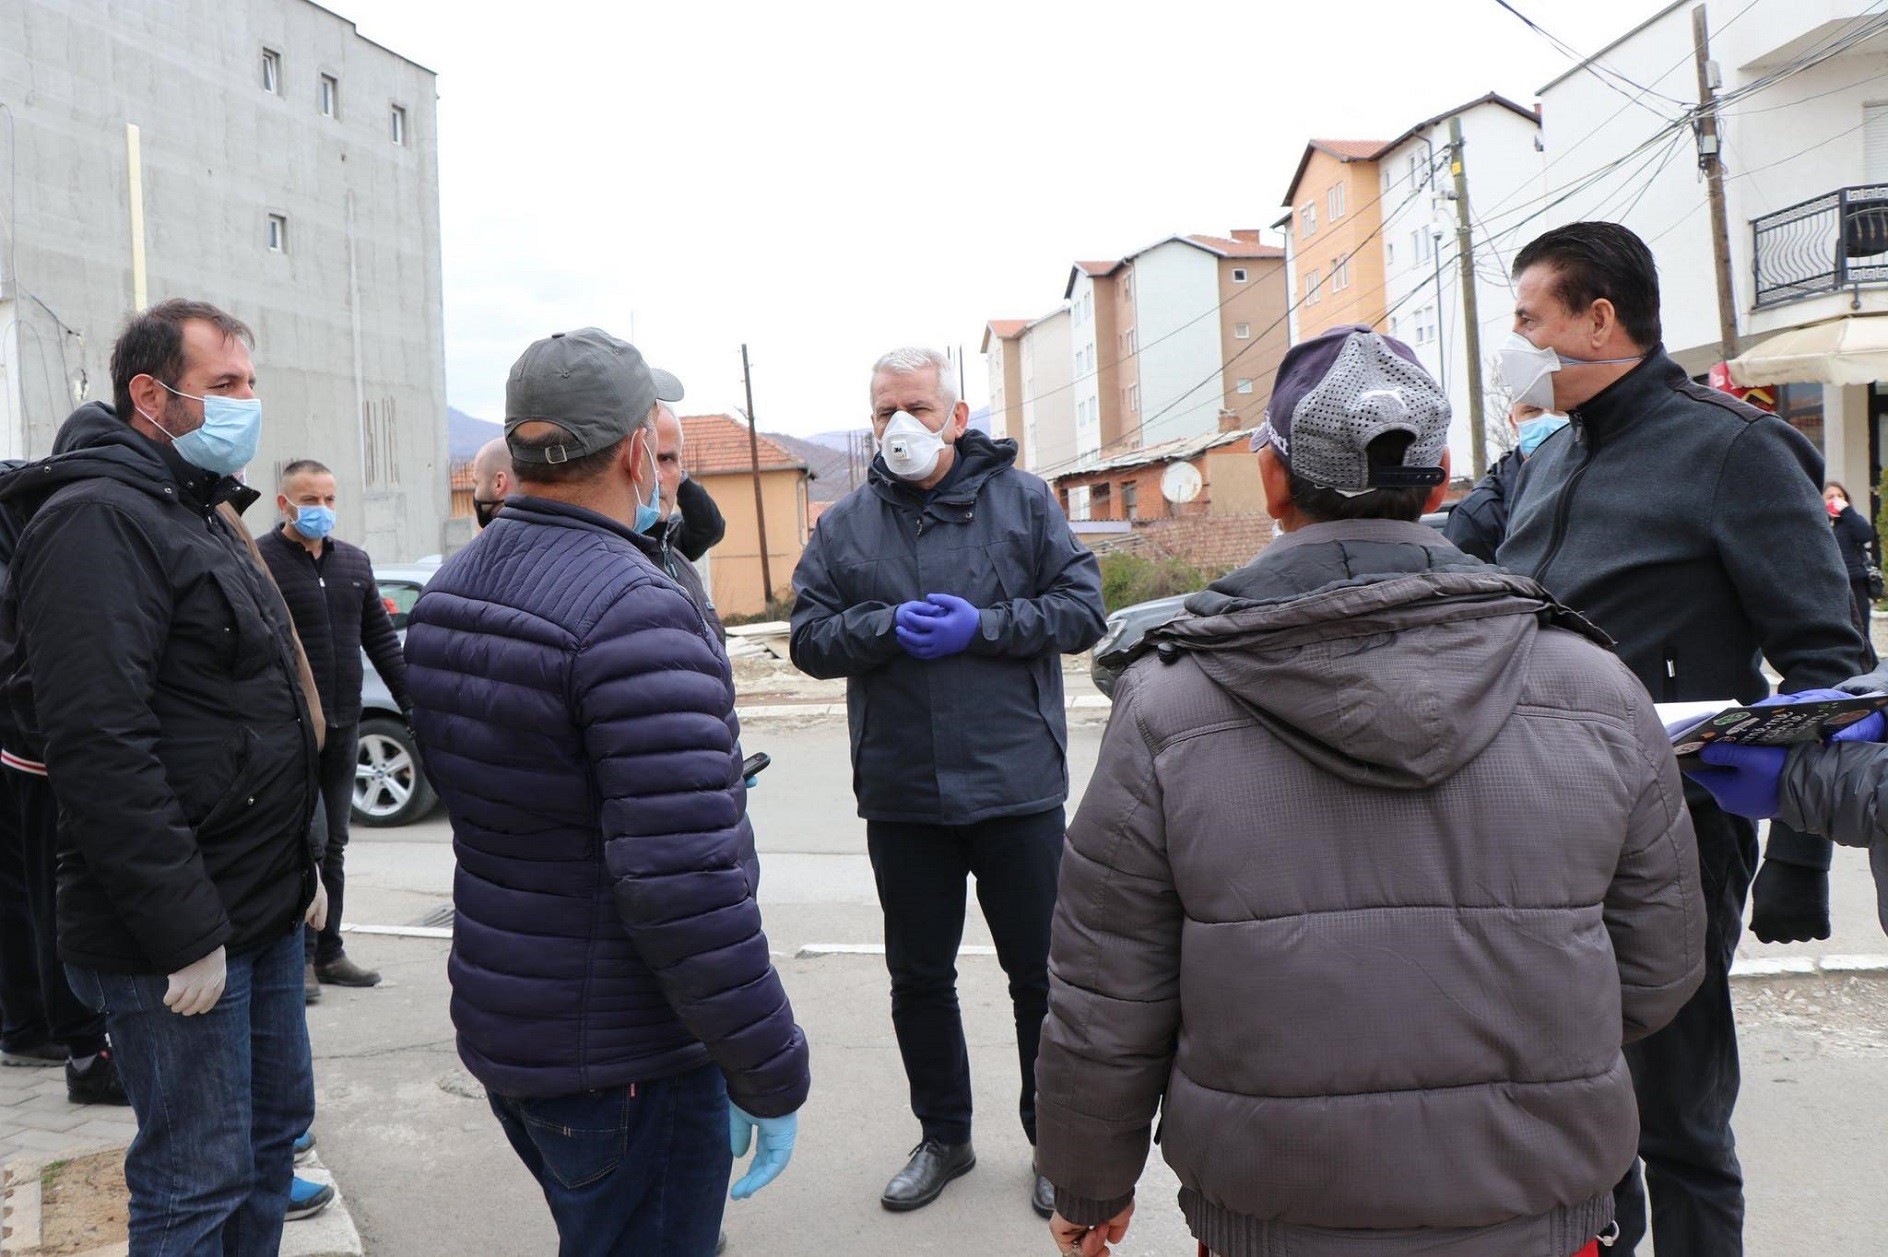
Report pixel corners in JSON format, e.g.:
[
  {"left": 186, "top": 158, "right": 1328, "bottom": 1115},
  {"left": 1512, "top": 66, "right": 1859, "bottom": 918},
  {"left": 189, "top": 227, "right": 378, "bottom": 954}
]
[
  {"left": 894, "top": 593, "right": 980, "bottom": 660},
  {"left": 1687, "top": 741, "right": 1787, "bottom": 820},
  {"left": 728, "top": 1106, "right": 797, "bottom": 1200},
  {"left": 892, "top": 599, "right": 941, "bottom": 658},
  {"left": 1774, "top": 686, "right": 1887, "bottom": 745},
  {"left": 744, "top": 776, "right": 758, "bottom": 788}
]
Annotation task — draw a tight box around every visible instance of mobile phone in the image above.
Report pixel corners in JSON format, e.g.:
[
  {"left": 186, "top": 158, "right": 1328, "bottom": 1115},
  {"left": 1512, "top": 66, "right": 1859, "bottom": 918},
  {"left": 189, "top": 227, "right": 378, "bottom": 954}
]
[{"left": 742, "top": 752, "right": 771, "bottom": 779}]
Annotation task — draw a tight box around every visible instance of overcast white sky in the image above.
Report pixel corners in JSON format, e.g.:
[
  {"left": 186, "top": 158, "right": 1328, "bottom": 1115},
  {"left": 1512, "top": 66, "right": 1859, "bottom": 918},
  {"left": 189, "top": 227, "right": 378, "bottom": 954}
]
[{"left": 346, "top": 0, "right": 1674, "bottom": 437}]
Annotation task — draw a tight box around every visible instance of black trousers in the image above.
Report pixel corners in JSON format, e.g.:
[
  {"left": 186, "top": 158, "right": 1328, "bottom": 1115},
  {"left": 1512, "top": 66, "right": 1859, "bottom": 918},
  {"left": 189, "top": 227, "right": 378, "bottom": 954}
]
[
  {"left": 1612, "top": 798, "right": 1757, "bottom": 1256},
  {"left": 0, "top": 770, "right": 107, "bottom": 1056},
  {"left": 866, "top": 807, "right": 1064, "bottom": 1147},
  {"left": 305, "top": 725, "right": 359, "bottom": 966}
]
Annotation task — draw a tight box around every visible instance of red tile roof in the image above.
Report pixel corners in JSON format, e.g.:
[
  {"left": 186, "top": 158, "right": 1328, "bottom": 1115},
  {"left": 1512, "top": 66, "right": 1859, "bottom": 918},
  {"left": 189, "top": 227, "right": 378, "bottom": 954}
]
[
  {"left": 1186, "top": 233, "right": 1284, "bottom": 259},
  {"left": 986, "top": 319, "right": 1030, "bottom": 339},
  {"left": 1074, "top": 260, "right": 1121, "bottom": 277},
  {"left": 1282, "top": 139, "right": 1392, "bottom": 205},
  {"left": 680, "top": 414, "right": 807, "bottom": 477}
]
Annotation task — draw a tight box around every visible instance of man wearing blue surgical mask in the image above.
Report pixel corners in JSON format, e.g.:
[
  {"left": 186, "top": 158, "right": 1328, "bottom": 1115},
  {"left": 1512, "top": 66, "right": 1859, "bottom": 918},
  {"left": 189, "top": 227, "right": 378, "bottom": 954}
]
[
  {"left": 1441, "top": 401, "right": 1568, "bottom": 562},
  {"left": 0, "top": 299, "right": 324, "bottom": 1251},
  {"left": 1496, "top": 222, "right": 1868, "bottom": 1257},
  {"left": 257, "top": 460, "right": 410, "bottom": 1000}
]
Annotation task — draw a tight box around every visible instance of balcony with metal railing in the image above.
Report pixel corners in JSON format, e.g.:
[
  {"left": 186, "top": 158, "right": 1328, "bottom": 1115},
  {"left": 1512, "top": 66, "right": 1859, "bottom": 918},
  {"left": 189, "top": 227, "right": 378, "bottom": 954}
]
[{"left": 1753, "top": 185, "right": 1888, "bottom": 308}]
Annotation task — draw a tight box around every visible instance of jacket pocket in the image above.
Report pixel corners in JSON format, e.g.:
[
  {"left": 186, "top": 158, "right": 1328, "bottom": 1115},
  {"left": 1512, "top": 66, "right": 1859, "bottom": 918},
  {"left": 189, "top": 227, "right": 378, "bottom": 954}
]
[
  {"left": 208, "top": 571, "right": 279, "bottom": 679},
  {"left": 182, "top": 725, "right": 262, "bottom": 832}
]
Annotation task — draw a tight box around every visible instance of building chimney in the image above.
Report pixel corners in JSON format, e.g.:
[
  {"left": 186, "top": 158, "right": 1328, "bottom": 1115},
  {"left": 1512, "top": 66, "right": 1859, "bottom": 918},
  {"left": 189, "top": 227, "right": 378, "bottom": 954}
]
[
  {"left": 1218, "top": 409, "right": 1243, "bottom": 434},
  {"left": 1230, "top": 229, "right": 1261, "bottom": 244}
]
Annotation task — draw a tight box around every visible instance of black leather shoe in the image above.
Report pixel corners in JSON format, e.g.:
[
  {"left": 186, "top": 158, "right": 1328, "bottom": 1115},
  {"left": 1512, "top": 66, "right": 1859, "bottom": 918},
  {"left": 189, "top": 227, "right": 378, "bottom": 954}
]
[
  {"left": 880, "top": 1139, "right": 975, "bottom": 1212},
  {"left": 1031, "top": 1155, "right": 1054, "bottom": 1218}
]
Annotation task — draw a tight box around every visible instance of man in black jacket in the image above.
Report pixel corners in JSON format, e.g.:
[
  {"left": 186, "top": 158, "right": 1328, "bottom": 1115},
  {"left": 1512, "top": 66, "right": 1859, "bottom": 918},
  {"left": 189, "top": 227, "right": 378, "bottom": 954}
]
[
  {"left": 0, "top": 300, "right": 321, "bottom": 1252},
  {"left": 790, "top": 346, "right": 1107, "bottom": 1217},
  {"left": 259, "top": 459, "right": 410, "bottom": 996},
  {"left": 643, "top": 371, "right": 727, "bottom": 564},
  {"left": 1496, "top": 223, "right": 1870, "bottom": 1257}
]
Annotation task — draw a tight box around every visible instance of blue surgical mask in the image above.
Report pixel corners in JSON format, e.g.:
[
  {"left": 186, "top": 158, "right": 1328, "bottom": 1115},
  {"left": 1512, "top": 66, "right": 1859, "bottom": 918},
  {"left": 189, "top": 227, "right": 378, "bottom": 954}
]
[
  {"left": 633, "top": 437, "right": 662, "bottom": 534},
  {"left": 294, "top": 504, "right": 336, "bottom": 540},
  {"left": 148, "top": 383, "right": 262, "bottom": 475},
  {"left": 1518, "top": 413, "right": 1571, "bottom": 457}
]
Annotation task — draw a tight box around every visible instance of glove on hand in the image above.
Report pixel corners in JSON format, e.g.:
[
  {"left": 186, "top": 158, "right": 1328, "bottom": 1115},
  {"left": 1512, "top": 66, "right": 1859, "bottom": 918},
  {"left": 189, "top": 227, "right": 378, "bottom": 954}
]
[
  {"left": 165, "top": 945, "right": 228, "bottom": 1017},
  {"left": 1748, "top": 858, "right": 1832, "bottom": 944},
  {"left": 1689, "top": 742, "right": 1787, "bottom": 821},
  {"left": 728, "top": 1105, "right": 797, "bottom": 1200},
  {"left": 894, "top": 594, "right": 980, "bottom": 660}
]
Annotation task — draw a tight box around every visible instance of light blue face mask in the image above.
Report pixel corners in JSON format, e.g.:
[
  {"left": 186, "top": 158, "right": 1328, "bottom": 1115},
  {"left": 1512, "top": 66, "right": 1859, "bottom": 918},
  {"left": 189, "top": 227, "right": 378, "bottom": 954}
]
[
  {"left": 633, "top": 436, "right": 662, "bottom": 534},
  {"left": 294, "top": 504, "right": 336, "bottom": 540},
  {"left": 1518, "top": 413, "right": 1571, "bottom": 457},
  {"left": 151, "top": 382, "right": 262, "bottom": 475}
]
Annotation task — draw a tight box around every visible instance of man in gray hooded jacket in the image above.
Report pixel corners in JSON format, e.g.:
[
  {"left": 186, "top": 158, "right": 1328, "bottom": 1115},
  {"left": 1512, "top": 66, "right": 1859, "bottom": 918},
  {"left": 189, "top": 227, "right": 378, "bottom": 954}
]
[{"left": 1035, "top": 325, "right": 1705, "bottom": 1257}]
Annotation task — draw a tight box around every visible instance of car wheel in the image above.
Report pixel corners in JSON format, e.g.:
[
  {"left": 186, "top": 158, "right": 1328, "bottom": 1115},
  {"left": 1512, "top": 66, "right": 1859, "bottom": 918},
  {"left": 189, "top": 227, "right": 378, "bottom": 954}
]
[{"left": 352, "top": 717, "right": 436, "bottom": 828}]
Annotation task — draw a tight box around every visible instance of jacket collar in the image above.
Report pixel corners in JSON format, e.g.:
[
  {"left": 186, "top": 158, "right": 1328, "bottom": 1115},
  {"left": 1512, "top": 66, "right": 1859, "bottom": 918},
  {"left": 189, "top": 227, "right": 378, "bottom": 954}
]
[
  {"left": 1566, "top": 346, "right": 1686, "bottom": 448},
  {"left": 867, "top": 428, "right": 1019, "bottom": 520},
  {"left": 497, "top": 494, "right": 663, "bottom": 559}
]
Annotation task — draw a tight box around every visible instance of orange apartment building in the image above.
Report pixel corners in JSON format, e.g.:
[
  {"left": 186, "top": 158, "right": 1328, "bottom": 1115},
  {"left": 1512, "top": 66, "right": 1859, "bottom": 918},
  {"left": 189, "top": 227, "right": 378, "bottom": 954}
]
[
  {"left": 678, "top": 414, "right": 810, "bottom": 617},
  {"left": 1280, "top": 141, "right": 1395, "bottom": 342}
]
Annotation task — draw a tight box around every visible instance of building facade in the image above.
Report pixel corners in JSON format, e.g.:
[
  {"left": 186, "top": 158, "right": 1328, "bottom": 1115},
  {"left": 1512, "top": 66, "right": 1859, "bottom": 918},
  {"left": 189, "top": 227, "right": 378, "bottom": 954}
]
[
  {"left": 1532, "top": 1, "right": 1888, "bottom": 503},
  {"left": 680, "top": 413, "right": 809, "bottom": 617},
  {"left": 0, "top": 0, "right": 449, "bottom": 561}
]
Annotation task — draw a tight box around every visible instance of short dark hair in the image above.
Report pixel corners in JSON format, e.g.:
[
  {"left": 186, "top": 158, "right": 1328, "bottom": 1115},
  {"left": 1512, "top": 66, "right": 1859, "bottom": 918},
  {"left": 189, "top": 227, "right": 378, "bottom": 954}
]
[
  {"left": 509, "top": 432, "right": 631, "bottom": 485},
  {"left": 1512, "top": 222, "right": 1661, "bottom": 348},
  {"left": 1289, "top": 432, "right": 1432, "bottom": 524},
  {"left": 110, "top": 299, "right": 253, "bottom": 423},
  {"left": 280, "top": 459, "right": 332, "bottom": 490}
]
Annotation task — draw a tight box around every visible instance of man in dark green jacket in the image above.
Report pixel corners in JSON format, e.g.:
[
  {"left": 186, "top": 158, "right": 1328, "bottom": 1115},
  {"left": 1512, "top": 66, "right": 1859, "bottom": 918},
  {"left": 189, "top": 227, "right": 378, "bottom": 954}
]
[{"left": 1496, "top": 222, "right": 1870, "bottom": 1256}]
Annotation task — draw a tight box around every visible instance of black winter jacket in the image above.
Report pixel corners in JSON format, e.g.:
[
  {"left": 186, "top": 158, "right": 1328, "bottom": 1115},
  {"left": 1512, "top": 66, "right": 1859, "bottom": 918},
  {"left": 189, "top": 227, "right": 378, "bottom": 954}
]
[
  {"left": 789, "top": 431, "right": 1107, "bottom": 824},
  {"left": 257, "top": 525, "right": 409, "bottom": 726},
  {"left": 0, "top": 403, "right": 318, "bottom": 974},
  {"left": 1498, "top": 350, "right": 1870, "bottom": 868},
  {"left": 1831, "top": 505, "right": 1877, "bottom": 582},
  {"left": 644, "top": 475, "right": 726, "bottom": 564},
  {"left": 1441, "top": 448, "right": 1524, "bottom": 563}
]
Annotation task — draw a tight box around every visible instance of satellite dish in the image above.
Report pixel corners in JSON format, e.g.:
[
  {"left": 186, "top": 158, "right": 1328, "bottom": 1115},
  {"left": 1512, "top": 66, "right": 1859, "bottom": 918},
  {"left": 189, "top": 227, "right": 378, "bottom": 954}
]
[{"left": 1160, "top": 462, "right": 1203, "bottom": 505}]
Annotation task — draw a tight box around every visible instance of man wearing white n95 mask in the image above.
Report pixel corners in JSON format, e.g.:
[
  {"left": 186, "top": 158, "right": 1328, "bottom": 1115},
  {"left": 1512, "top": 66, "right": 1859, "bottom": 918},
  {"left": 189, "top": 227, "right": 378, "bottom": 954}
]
[{"left": 789, "top": 347, "right": 1107, "bottom": 1218}]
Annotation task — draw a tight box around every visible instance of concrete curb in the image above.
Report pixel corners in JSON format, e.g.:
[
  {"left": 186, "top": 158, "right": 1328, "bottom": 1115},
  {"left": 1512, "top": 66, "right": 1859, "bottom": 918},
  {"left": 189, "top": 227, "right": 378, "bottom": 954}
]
[
  {"left": 282, "top": 1155, "right": 363, "bottom": 1257},
  {"left": 1731, "top": 953, "right": 1888, "bottom": 979},
  {"left": 1, "top": 1156, "right": 43, "bottom": 1257}
]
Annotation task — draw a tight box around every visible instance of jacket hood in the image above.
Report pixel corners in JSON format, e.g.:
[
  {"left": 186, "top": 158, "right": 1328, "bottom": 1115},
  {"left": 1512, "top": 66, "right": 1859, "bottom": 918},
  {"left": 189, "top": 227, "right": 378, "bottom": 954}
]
[
  {"left": 0, "top": 401, "right": 255, "bottom": 521},
  {"left": 1142, "top": 519, "right": 1608, "bottom": 789},
  {"left": 869, "top": 428, "right": 1019, "bottom": 506}
]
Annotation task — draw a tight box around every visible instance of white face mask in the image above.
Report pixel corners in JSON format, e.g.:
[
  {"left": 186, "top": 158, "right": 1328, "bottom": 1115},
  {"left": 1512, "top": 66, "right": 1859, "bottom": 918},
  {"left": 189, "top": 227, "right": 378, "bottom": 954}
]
[
  {"left": 1498, "top": 332, "right": 1646, "bottom": 412},
  {"left": 879, "top": 411, "right": 946, "bottom": 482}
]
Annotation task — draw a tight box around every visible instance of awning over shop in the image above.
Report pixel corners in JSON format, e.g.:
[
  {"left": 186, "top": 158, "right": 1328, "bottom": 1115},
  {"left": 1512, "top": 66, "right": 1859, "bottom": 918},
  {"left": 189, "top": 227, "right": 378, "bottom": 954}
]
[{"left": 1728, "top": 315, "right": 1888, "bottom": 387}]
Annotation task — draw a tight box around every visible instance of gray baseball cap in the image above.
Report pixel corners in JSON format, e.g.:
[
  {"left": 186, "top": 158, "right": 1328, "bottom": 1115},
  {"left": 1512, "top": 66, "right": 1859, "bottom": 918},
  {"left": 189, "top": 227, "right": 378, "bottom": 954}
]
[
  {"left": 505, "top": 327, "right": 656, "bottom": 465},
  {"left": 650, "top": 367, "right": 685, "bottom": 404}
]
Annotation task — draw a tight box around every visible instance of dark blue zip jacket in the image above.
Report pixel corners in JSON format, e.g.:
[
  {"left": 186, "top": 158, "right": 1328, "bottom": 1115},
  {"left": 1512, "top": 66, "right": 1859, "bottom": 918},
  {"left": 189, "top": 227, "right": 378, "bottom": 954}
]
[
  {"left": 789, "top": 430, "right": 1107, "bottom": 825},
  {"left": 404, "top": 495, "right": 809, "bottom": 1112}
]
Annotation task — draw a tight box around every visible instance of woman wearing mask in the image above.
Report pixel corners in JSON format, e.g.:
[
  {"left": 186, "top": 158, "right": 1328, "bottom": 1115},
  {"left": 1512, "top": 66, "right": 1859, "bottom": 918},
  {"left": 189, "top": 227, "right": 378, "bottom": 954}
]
[{"left": 1825, "top": 482, "right": 1879, "bottom": 666}]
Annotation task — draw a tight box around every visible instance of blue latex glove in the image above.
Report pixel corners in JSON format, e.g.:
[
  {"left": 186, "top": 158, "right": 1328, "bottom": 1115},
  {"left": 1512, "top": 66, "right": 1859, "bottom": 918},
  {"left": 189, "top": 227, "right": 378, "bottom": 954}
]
[
  {"left": 894, "top": 593, "right": 980, "bottom": 660},
  {"left": 1773, "top": 686, "right": 1887, "bottom": 745},
  {"left": 728, "top": 1106, "right": 797, "bottom": 1200},
  {"left": 1687, "top": 742, "right": 1788, "bottom": 820}
]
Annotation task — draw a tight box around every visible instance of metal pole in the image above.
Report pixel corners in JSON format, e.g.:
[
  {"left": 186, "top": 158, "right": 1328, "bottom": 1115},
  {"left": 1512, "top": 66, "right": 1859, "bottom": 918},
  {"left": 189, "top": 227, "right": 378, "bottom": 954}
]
[
  {"left": 1449, "top": 115, "right": 1487, "bottom": 479},
  {"left": 1694, "top": 5, "right": 1741, "bottom": 360},
  {"left": 740, "top": 344, "right": 774, "bottom": 608}
]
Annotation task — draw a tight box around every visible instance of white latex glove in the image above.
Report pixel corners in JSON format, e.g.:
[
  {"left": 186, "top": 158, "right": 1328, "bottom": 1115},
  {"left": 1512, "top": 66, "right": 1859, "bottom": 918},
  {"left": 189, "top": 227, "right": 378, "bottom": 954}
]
[
  {"left": 306, "top": 880, "right": 329, "bottom": 932},
  {"left": 164, "top": 945, "right": 227, "bottom": 1016}
]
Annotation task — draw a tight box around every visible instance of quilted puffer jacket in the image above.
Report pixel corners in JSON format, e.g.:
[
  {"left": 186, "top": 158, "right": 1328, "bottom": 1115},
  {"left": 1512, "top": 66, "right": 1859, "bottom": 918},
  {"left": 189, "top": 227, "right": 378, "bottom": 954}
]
[
  {"left": 1035, "top": 518, "right": 1705, "bottom": 1257},
  {"left": 404, "top": 495, "right": 809, "bottom": 1114}
]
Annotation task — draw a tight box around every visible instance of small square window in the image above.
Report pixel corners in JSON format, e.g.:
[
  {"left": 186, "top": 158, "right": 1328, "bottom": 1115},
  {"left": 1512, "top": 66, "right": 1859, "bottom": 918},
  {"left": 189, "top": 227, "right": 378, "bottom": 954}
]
[
  {"left": 319, "top": 74, "right": 339, "bottom": 118},
  {"left": 1232, "top": 268, "right": 1248, "bottom": 283},
  {"left": 1386, "top": 241, "right": 1396, "bottom": 267},
  {"left": 267, "top": 214, "right": 288, "bottom": 253},
  {"left": 1236, "top": 379, "right": 1254, "bottom": 394},
  {"left": 1234, "top": 322, "right": 1251, "bottom": 339},
  {"left": 262, "top": 49, "right": 281, "bottom": 95},
  {"left": 390, "top": 105, "right": 407, "bottom": 145}
]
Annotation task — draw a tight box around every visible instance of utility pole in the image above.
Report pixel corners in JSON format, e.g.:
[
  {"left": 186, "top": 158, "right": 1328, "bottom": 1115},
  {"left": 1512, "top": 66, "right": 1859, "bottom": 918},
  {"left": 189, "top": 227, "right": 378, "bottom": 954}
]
[
  {"left": 1448, "top": 115, "right": 1487, "bottom": 479},
  {"left": 739, "top": 344, "right": 774, "bottom": 609},
  {"left": 1694, "top": 4, "right": 1741, "bottom": 361}
]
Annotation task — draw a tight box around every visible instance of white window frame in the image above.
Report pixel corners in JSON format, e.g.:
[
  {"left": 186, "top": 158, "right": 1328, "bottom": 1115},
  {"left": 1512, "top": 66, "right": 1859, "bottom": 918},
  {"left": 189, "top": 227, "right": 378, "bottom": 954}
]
[
  {"left": 390, "top": 104, "right": 408, "bottom": 145},
  {"left": 319, "top": 73, "right": 339, "bottom": 119},
  {"left": 1232, "top": 267, "right": 1248, "bottom": 283},
  {"left": 1332, "top": 256, "right": 1351, "bottom": 292},
  {"left": 267, "top": 213, "right": 288, "bottom": 253},
  {"left": 1304, "top": 270, "right": 1322, "bottom": 304},
  {"left": 1236, "top": 378, "right": 1254, "bottom": 394},
  {"left": 1386, "top": 240, "right": 1396, "bottom": 268},
  {"left": 1328, "top": 182, "right": 1346, "bottom": 220},
  {"left": 1234, "top": 322, "right": 1251, "bottom": 339},
  {"left": 262, "top": 48, "right": 281, "bottom": 95},
  {"left": 1301, "top": 204, "right": 1318, "bottom": 237}
]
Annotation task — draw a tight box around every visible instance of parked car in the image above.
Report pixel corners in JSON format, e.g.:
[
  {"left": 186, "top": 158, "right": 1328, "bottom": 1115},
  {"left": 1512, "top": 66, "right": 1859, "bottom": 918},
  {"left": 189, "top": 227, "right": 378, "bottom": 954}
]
[
  {"left": 1089, "top": 509, "right": 1457, "bottom": 699},
  {"left": 354, "top": 564, "right": 438, "bottom": 827}
]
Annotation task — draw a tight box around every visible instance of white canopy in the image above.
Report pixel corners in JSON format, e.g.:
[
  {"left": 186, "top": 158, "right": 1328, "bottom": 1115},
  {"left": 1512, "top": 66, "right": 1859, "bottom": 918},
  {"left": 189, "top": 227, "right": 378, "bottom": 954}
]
[{"left": 1728, "top": 316, "right": 1888, "bottom": 387}]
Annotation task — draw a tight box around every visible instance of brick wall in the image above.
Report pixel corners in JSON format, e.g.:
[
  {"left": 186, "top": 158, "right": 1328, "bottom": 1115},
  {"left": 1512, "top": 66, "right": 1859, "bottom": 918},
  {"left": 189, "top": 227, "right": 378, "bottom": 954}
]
[{"left": 1090, "top": 510, "right": 1276, "bottom": 573}]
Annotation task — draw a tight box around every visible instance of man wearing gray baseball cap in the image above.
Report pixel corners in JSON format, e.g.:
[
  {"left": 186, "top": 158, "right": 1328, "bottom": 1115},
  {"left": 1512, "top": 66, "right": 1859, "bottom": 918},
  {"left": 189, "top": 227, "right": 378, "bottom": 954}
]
[{"left": 404, "top": 328, "right": 809, "bottom": 1255}]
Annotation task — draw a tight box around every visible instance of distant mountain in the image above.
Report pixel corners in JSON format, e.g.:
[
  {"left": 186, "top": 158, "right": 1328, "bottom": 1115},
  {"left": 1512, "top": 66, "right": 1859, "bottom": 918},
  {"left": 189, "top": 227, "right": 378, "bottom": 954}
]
[
  {"left": 448, "top": 407, "right": 502, "bottom": 462},
  {"left": 766, "top": 431, "right": 864, "bottom": 503},
  {"left": 806, "top": 429, "right": 866, "bottom": 453}
]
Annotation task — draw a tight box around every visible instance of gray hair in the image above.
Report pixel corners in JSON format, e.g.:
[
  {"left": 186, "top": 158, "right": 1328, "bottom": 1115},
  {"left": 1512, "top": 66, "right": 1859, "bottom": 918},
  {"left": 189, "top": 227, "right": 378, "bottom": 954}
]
[{"left": 870, "top": 346, "right": 958, "bottom": 412}]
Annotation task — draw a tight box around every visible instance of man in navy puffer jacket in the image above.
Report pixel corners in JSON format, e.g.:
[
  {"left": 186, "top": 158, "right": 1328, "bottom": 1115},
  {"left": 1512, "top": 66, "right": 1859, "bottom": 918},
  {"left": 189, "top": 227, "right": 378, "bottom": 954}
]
[{"left": 405, "top": 328, "right": 809, "bottom": 1257}]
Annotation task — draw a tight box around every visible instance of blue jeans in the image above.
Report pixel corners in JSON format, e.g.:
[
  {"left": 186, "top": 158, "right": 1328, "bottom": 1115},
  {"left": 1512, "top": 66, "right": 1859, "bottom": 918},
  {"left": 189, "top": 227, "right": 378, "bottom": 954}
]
[
  {"left": 488, "top": 1062, "right": 732, "bottom": 1257},
  {"left": 66, "top": 926, "right": 314, "bottom": 1257}
]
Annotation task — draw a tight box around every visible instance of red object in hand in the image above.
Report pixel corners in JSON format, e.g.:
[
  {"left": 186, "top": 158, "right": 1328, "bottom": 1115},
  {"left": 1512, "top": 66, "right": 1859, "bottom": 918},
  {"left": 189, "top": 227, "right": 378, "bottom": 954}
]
[
  {"left": 383, "top": 596, "right": 399, "bottom": 615},
  {"left": 1572, "top": 1244, "right": 1602, "bottom": 1257}
]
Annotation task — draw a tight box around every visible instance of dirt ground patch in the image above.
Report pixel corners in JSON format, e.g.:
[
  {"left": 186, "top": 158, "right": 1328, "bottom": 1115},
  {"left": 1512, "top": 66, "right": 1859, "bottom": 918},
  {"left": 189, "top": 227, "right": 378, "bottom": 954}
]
[{"left": 33, "top": 1147, "right": 128, "bottom": 1255}]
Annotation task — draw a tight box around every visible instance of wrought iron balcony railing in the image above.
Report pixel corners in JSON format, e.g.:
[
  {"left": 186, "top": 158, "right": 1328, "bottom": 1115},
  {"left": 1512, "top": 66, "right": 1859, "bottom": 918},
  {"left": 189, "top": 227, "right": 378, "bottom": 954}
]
[{"left": 1752, "top": 184, "right": 1888, "bottom": 308}]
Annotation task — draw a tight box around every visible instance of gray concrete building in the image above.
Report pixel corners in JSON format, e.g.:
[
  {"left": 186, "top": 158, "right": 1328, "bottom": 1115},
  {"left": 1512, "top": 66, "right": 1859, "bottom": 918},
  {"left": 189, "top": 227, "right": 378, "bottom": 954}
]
[{"left": 0, "top": 0, "right": 448, "bottom": 561}]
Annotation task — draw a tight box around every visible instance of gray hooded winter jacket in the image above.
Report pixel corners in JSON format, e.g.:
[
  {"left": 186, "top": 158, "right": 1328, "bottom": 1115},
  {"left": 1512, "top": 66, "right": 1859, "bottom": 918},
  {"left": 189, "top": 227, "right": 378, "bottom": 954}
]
[{"left": 1035, "top": 518, "right": 1706, "bottom": 1257}]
